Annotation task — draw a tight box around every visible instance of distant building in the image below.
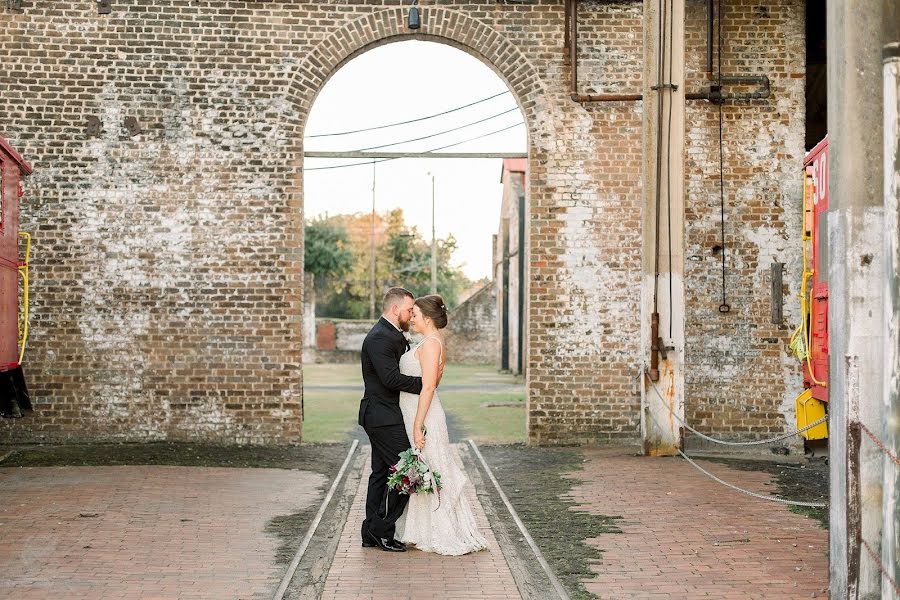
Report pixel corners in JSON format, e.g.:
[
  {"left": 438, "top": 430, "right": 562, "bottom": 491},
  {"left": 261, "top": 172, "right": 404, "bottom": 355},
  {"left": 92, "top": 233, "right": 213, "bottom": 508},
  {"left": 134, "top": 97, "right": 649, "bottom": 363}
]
[{"left": 495, "top": 159, "right": 526, "bottom": 375}]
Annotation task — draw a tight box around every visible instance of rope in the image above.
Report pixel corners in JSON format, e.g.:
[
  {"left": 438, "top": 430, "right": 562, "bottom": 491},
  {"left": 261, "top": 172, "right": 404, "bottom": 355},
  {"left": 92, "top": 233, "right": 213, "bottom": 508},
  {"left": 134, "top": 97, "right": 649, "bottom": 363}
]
[
  {"left": 648, "top": 378, "right": 827, "bottom": 446},
  {"left": 861, "top": 538, "right": 900, "bottom": 596},
  {"left": 642, "top": 394, "right": 827, "bottom": 507},
  {"left": 858, "top": 422, "right": 900, "bottom": 466},
  {"left": 675, "top": 448, "right": 828, "bottom": 508}
]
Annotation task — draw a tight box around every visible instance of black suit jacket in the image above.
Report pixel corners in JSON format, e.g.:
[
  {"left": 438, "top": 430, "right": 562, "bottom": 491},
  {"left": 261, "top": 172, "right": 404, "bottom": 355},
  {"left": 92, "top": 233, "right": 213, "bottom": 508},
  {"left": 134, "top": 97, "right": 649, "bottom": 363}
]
[{"left": 358, "top": 317, "right": 423, "bottom": 428}]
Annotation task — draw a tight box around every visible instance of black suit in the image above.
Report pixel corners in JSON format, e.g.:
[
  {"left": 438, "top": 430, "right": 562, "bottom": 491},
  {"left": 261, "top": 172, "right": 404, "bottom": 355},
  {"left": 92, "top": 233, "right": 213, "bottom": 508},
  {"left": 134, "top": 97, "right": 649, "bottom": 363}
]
[{"left": 359, "top": 317, "right": 423, "bottom": 541}]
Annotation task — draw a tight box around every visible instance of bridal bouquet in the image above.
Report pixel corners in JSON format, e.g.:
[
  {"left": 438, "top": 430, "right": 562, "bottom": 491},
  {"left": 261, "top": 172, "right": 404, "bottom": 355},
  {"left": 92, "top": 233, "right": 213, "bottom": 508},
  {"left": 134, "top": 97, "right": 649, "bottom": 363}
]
[{"left": 387, "top": 448, "right": 443, "bottom": 497}]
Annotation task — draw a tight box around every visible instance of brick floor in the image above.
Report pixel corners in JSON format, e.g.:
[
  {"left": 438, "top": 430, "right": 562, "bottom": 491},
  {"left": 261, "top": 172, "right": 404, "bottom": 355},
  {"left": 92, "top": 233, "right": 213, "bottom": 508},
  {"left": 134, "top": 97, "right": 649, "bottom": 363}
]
[
  {"left": 0, "top": 466, "right": 326, "bottom": 600},
  {"left": 569, "top": 447, "right": 829, "bottom": 599},
  {"left": 321, "top": 445, "right": 521, "bottom": 600}
]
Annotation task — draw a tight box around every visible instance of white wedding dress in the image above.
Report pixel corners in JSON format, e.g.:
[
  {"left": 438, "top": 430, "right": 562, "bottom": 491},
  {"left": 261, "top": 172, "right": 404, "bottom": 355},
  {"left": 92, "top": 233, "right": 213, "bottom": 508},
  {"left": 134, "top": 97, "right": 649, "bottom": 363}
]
[{"left": 395, "top": 336, "right": 488, "bottom": 555}]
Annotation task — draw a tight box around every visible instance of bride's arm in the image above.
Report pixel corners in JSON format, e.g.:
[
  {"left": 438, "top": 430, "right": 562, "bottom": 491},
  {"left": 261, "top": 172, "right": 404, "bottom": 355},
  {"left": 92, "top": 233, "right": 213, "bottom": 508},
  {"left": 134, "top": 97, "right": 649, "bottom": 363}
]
[{"left": 413, "top": 339, "right": 441, "bottom": 450}]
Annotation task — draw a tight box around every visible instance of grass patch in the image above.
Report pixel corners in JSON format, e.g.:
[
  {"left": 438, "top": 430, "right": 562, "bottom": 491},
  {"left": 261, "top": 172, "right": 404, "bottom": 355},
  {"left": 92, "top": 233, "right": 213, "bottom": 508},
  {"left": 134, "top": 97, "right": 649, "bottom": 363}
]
[
  {"left": 0, "top": 442, "right": 349, "bottom": 471},
  {"left": 439, "top": 391, "right": 524, "bottom": 443},
  {"left": 705, "top": 457, "right": 829, "bottom": 528},
  {"left": 302, "top": 389, "right": 362, "bottom": 443},
  {"left": 302, "top": 362, "right": 525, "bottom": 444}
]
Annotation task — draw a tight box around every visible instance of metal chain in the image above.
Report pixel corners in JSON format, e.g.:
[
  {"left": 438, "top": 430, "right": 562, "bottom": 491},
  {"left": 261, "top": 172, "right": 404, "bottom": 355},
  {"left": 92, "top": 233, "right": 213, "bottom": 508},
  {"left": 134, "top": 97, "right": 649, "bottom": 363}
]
[
  {"left": 648, "top": 378, "right": 827, "bottom": 446},
  {"left": 858, "top": 422, "right": 900, "bottom": 466},
  {"left": 861, "top": 538, "right": 900, "bottom": 596}
]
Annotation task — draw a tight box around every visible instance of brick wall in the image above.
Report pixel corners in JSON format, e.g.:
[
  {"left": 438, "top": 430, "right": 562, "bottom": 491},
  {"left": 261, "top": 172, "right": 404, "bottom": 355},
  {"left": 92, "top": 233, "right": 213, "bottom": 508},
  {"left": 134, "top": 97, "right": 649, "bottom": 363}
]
[
  {"left": 444, "top": 282, "right": 498, "bottom": 364},
  {"left": 0, "top": 1, "right": 806, "bottom": 445},
  {"left": 682, "top": 0, "right": 806, "bottom": 443}
]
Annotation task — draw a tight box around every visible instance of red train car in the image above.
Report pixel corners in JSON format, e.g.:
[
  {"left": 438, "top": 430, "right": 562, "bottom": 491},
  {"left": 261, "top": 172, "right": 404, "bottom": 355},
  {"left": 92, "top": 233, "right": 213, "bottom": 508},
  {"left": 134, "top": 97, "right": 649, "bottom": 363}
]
[
  {"left": 0, "top": 136, "right": 33, "bottom": 418},
  {"left": 793, "top": 137, "right": 828, "bottom": 439}
]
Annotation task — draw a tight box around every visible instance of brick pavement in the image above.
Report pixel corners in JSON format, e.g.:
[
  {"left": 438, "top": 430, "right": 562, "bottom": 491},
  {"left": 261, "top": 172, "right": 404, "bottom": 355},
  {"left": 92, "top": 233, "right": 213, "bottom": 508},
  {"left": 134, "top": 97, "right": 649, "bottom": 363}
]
[
  {"left": 321, "top": 445, "right": 521, "bottom": 600},
  {"left": 0, "top": 466, "right": 326, "bottom": 600},
  {"left": 569, "top": 447, "right": 829, "bottom": 599}
]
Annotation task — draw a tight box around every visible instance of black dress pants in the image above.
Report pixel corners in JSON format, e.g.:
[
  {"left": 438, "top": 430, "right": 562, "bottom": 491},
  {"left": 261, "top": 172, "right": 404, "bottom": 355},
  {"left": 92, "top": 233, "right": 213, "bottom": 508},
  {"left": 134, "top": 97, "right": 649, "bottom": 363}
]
[{"left": 361, "top": 422, "right": 411, "bottom": 541}]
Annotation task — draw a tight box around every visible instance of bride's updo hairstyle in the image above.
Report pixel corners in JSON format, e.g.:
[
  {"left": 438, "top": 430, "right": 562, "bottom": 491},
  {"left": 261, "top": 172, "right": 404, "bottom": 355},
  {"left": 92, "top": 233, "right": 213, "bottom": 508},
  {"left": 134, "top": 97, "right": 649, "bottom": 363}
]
[{"left": 415, "top": 295, "right": 448, "bottom": 329}]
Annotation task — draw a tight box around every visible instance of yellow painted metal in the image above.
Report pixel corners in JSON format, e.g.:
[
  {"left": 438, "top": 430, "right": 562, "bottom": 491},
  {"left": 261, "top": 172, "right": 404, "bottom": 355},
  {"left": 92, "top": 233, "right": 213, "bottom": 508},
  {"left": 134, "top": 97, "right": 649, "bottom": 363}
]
[
  {"left": 17, "top": 231, "right": 30, "bottom": 364},
  {"left": 789, "top": 172, "right": 826, "bottom": 385},
  {"left": 796, "top": 388, "right": 828, "bottom": 440}
]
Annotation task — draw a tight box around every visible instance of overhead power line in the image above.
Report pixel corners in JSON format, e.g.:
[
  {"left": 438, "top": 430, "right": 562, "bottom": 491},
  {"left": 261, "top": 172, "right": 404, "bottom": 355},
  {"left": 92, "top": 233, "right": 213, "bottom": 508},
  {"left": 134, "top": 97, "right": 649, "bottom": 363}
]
[
  {"left": 353, "top": 107, "right": 520, "bottom": 152},
  {"left": 303, "top": 121, "right": 525, "bottom": 172},
  {"left": 305, "top": 91, "right": 511, "bottom": 138}
]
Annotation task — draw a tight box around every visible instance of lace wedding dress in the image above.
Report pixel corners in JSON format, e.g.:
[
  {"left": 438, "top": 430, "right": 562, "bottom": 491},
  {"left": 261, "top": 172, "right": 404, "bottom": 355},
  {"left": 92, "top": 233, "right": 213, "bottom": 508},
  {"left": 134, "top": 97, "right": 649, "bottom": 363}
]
[{"left": 395, "top": 337, "right": 488, "bottom": 555}]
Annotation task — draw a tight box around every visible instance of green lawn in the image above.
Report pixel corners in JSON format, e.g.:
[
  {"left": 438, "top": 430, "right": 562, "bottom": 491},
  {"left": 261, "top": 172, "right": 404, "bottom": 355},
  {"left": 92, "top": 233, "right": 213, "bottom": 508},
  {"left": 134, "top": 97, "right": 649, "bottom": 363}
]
[{"left": 302, "top": 363, "right": 525, "bottom": 444}]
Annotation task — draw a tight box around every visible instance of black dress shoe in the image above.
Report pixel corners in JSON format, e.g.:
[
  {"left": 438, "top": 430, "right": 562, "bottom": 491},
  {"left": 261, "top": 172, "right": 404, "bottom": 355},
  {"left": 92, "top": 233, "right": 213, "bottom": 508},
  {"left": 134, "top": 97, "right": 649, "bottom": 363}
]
[{"left": 366, "top": 532, "right": 406, "bottom": 552}]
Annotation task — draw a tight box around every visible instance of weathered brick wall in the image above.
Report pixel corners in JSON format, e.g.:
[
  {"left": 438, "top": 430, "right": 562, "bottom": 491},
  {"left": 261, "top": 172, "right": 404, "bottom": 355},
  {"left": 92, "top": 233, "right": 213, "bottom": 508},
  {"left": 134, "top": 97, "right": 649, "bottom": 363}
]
[
  {"left": 444, "top": 282, "right": 498, "bottom": 364},
  {"left": 682, "top": 0, "right": 806, "bottom": 442},
  {"left": 0, "top": 1, "right": 805, "bottom": 445}
]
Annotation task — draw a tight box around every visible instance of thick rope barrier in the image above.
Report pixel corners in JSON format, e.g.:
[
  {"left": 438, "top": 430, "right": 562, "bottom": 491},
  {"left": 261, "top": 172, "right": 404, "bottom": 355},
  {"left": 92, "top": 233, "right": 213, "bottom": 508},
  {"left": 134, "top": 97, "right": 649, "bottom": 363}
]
[
  {"left": 673, "top": 447, "right": 827, "bottom": 508},
  {"left": 647, "top": 378, "right": 827, "bottom": 446},
  {"left": 643, "top": 374, "right": 827, "bottom": 508}
]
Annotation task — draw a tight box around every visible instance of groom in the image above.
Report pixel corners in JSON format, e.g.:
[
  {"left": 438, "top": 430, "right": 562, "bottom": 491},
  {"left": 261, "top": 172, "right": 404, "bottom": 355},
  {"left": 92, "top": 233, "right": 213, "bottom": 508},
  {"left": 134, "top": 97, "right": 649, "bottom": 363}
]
[{"left": 358, "top": 287, "right": 423, "bottom": 552}]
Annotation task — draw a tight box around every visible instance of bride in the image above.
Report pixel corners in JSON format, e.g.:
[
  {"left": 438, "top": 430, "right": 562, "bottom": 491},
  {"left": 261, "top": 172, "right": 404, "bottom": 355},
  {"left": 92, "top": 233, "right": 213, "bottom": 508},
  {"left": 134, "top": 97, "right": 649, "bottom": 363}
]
[{"left": 395, "top": 294, "right": 488, "bottom": 555}]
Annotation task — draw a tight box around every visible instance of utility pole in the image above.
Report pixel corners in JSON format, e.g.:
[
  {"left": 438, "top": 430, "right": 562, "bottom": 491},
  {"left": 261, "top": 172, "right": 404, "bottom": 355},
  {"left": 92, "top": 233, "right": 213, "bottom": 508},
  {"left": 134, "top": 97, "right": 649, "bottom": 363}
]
[
  {"left": 827, "top": 1, "right": 888, "bottom": 596},
  {"left": 882, "top": 0, "right": 900, "bottom": 590},
  {"left": 429, "top": 172, "right": 437, "bottom": 295},
  {"left": 369, "top": 161, "right": 377, "bottom": 320}
]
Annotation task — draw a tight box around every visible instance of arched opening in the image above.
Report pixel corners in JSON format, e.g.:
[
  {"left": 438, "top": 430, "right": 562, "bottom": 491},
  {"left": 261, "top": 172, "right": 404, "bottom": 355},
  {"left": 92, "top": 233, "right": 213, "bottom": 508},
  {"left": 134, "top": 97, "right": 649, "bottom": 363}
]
[{"left": 298, "top": 39, "right": 528, "bottom": 445}]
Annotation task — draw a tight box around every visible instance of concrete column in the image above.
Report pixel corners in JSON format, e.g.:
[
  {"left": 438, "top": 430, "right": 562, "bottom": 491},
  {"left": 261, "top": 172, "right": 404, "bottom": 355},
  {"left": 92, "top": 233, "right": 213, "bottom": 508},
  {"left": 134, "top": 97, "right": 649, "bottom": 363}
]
[
  {"left": 827, "top": 1, "right": 886, "bottom": 597},
  {"left": 881, "top": 0, "right": 900, "bottom": 594},
  {"left": 641, "top": 0, "right": 685, "bottom": 456}
]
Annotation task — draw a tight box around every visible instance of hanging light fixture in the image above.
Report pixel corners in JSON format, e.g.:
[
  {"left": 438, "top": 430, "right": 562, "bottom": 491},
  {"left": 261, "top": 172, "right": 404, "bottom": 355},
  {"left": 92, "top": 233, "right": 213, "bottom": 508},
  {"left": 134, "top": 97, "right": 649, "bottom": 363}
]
[{"left": 408, "top": 0, "right": 421, "bottom": 30}]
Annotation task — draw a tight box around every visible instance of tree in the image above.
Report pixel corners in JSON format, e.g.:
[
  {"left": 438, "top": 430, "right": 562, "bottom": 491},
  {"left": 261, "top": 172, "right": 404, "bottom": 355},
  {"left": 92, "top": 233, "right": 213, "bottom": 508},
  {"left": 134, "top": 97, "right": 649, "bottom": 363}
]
[
  {"left": 307, "top": 209, "right": 474, "bottom": 319},
  {"left": 304, "top": 218, "right": 354, "bottom": 291}
]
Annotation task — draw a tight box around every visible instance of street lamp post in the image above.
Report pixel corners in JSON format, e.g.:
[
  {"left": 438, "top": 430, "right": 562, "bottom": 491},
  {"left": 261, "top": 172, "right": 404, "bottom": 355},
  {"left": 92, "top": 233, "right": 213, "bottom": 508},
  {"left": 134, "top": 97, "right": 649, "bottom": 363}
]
[
  {"left": 429, "top": 172, "right": 437, "bottom": 295},
  {"left": 369, "top": 161, "right": 377, "bottom": 320}
]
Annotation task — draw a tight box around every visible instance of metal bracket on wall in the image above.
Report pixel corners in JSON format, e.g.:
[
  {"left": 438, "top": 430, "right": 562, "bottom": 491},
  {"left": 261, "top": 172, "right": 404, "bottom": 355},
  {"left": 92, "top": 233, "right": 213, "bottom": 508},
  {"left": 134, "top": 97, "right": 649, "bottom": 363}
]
[
  {"left": 770, "top": 262, "right": 784, "bottom": 324},
  {"left": 124, "top": 117, "right": 141, "bottom": 137},
  {"left": 6, "top": 0, "right": 23, "bottom": 13},
  {"left": 86, "top": 116, "right": 101, "bottom": 138},
  {"left": 98, "top": 0, "right": 111, "bottom": 15}
]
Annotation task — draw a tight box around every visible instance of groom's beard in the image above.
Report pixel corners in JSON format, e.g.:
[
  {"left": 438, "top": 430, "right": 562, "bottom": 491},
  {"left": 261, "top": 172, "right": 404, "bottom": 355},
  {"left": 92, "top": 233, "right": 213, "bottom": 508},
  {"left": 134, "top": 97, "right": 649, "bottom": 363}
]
[{"left": 398, "top": 316, "right": 411, "bottom": 332}]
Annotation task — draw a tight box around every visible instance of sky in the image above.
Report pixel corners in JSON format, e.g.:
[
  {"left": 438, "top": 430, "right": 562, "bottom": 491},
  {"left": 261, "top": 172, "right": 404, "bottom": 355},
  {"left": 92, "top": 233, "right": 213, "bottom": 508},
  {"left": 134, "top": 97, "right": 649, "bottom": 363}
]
[{"left": 303, "top": 41, "right": 527, "bottom": 281}]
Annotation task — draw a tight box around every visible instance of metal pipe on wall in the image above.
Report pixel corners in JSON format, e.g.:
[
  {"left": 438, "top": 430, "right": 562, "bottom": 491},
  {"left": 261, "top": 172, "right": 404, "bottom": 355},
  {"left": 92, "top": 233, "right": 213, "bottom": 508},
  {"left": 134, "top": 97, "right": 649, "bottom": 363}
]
[{"left": 567, "top": 0, "right": 768, "bottom": 104}]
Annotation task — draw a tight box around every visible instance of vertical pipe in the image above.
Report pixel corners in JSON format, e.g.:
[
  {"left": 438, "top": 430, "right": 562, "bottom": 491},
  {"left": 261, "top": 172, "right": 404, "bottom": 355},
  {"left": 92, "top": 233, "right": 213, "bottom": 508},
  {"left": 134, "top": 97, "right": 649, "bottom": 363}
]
[
  {"left": 431, "top": 174, "right": 437, "bottom": 295},
  {"left": 517, "top": 185, "right": 525, "bottom": 376},
  {"left": 501, "top": 219, "right": 510, "bottom": 372},
  {"left": 706, "top": 0, "right": 713, "bottom": 74},
  {"left": 569, "top": 0, "right": 577, "bottom": 97},
  {"left": 369, "top": 162, "right": 376, "bottom": 320}
]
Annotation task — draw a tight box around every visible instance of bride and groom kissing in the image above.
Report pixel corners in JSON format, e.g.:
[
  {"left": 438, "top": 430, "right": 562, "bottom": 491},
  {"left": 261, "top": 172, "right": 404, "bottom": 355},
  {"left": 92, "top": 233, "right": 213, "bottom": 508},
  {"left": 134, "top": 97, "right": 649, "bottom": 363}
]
[{"left": 358, "top": 287, "right": 487, "bottom": 556}]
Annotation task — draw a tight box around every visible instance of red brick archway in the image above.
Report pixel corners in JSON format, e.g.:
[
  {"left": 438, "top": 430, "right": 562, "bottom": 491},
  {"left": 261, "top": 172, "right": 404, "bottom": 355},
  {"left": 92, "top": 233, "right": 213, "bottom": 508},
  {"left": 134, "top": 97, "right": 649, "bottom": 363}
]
[{"left": 287, "top": 7, "right": 543, "bottom": 441}]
